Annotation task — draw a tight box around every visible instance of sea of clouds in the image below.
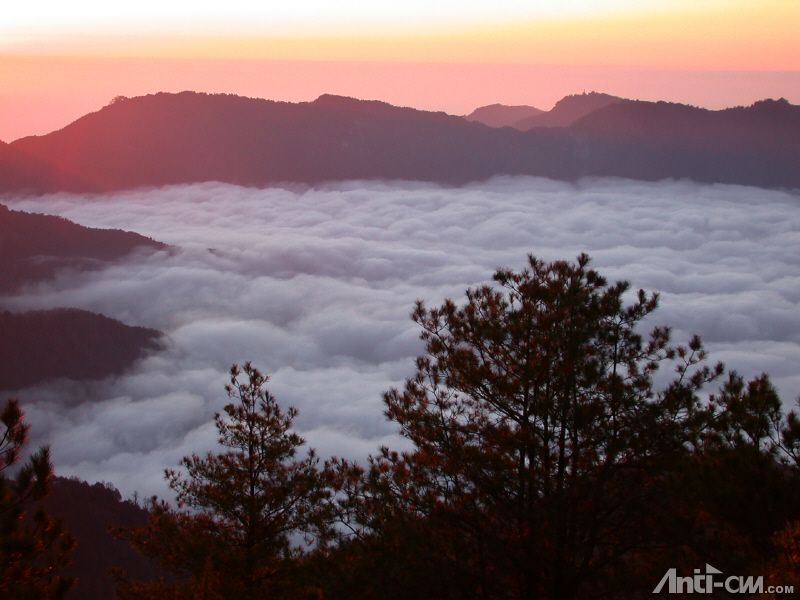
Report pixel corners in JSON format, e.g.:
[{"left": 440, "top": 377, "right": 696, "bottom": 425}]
[{"left": 3, "top": 177, "right": 799, "bottom": 499}]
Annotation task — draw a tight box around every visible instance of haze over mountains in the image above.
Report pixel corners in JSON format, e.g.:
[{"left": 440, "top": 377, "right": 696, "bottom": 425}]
[{"left": 3, "top": 91, "right": 799, "bottom": 192}]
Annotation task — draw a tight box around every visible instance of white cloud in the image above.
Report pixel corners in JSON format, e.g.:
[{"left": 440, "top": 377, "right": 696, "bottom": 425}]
[{"left": 3, "top": 176, "right": 799, "bottom": 499}]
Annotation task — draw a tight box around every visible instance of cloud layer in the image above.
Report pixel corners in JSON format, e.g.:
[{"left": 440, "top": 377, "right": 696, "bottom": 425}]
[{"left": 3, "top": 177, "right": 799, "bottom": 498}]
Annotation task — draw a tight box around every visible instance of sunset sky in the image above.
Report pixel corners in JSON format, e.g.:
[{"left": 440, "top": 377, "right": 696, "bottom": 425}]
[{"left": 2, "top": 0, "right": 798, "bottom": 141}]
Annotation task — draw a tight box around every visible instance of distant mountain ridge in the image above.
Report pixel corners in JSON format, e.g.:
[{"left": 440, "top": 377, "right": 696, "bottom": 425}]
[
  {"left": 567, "top": 97, "right": 800, "bottom": 185},
  {"left": 4, "top": 91, "right": 800, "bottom": 190},
  {"left": 573, "top": 97, "right": 800, "bottom": 144},
  {"left": 10, "top": 92, "right": 549, "bottom": 189}
]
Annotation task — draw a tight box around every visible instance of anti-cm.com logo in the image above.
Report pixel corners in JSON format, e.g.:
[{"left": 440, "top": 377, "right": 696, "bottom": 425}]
[{"left": 653, "top": 563, "right": 794, "bottom": 595}]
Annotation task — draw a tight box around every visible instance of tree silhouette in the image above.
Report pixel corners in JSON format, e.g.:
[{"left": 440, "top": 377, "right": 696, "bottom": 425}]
[
  {"left": 779, "top": 398, "right": 800, "bottom": 469},
  {"left": 118, "top": 363, "right": 339, "bottom": 599},
  {"left": 342, "top": 254, "right": 730, "bottom": 599},
  {"left": 764, "top": 519, "right": 800, "bottom": 596},
  {"left": 679, "top": 373, "right": 800, "bottom": 578},
  {"left": 0, "top": 398, "right": 75, "bottom": 599}
]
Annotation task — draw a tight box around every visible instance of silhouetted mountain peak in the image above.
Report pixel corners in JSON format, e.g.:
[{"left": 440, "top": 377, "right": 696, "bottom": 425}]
[
  {"left": 513, "top": 91, "right": 624, "bottom": 129},
  {"left": 313, "top": 93, "right": 371, "bottom": 107},
  {"left": 748, "top": 97, "right": 793, "bottom": 113},
  {"left": 465, "top": 104, "right": 544, "bottom": 129},
  {"left": 311, "top": 93, "right": 430, "bottom": 118},
  {"left": 552, "top": 91, "right": 622, "bottom": 110}
]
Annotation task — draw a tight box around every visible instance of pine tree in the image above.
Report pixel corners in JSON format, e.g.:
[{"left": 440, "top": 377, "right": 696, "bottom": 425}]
[
  {"left": 119, "top": 363, "right": 338, "bottom": 599},
  {"left": 347, "top": 254, "right": 726, "bottom": 599},
  {"left": 681, "top": 373, "right": 800, "bottom": 578},
  {"left": 0, "top": 398, "right": 75, "bottom": 599}
]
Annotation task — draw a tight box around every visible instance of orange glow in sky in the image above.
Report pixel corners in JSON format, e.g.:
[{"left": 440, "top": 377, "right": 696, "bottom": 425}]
[{"left": 1, "top": 0, "right": 798, "bottom": 141}]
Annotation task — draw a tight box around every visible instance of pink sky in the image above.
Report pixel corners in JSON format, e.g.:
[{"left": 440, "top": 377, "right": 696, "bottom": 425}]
[
  {"left": 2, "top": 59, "right": 798, "bottom": 142},
  {"left": 2, "top": 1, "right": 798, "bottom": 141}
]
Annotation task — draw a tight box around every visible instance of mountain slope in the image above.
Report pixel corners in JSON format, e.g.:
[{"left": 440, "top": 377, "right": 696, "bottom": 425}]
[
  {"left": 0, "top": 308, "right": 162, "bottom": 391},
  {"left": 7, "top": 91, "right": 800, "bottom": 190},
  {"left": 465, "top": 104, "right": 544, "bottom": 128},
  {"left": 0, "top": 204, "right": 166, "bottom": 292},
  {"left": 0, "top": 140, "right": 82, "bottom": 193}
]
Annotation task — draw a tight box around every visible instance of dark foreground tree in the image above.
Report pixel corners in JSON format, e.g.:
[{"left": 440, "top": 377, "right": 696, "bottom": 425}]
[
  {"left": 0, "top": 399, "right": 75, "bottom": 599},
  {"left": 331, "top": 254, "right": 800, "bottom": 600},
  {"left": 117, "top": 363, "right": 340, "bottom": 599},
  {"left": 684, "top": 374, "right": 800, "bottom": 579},
  {"left": 764, "top": 519, "right": 800, "bottom": 595}
]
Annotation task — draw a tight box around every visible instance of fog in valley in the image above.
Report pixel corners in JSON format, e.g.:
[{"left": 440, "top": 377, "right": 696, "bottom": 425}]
[{"left": 3, "top": 176, "right": 799, "bottom": 499}]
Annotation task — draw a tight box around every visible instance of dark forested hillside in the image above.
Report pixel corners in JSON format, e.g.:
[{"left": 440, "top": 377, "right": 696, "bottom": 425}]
[
  {"left": 7, "top": 91, "right": 800, "bottom": 191},
  {"left": 45, "top": 478, "right": 161, "bottom": 600},
  {"left": 0, "top": 309, "right": 162, "bottom": 391},
  {"left": 0, "top": 204, "right": 166, "bottom": 292}
]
